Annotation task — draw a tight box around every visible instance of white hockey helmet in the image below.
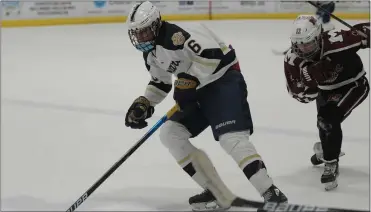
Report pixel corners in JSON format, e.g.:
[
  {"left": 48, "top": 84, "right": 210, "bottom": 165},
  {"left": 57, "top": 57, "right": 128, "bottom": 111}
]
[
  {"left": 127, "top": 1, "right": 162, "bottom": 52},
  {"left": 290, "top": 15, "right": 323, "bottom": 59}
]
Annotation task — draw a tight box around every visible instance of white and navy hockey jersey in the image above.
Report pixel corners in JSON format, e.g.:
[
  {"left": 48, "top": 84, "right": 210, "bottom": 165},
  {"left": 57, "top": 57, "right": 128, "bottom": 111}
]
[{"left": 142, "top": 21, "right": 239, "bottom": 106}]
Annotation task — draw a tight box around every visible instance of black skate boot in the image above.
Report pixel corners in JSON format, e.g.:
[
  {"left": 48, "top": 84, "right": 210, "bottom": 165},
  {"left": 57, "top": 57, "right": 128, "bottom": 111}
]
[
  {"left": 311, "top": 142, "right": 345, "bottom": 166},
  {"left": 189, "top": 189, "right": 230, "bottom": 211},
  {"left": 311, "top": 154, "right": 324, "bottom": 165},
  {"left": 262, "top": 185, "right": 288, "bottom": 203},
  {"left": 321, "top": 160, "right": 339, "bottom": 191}
]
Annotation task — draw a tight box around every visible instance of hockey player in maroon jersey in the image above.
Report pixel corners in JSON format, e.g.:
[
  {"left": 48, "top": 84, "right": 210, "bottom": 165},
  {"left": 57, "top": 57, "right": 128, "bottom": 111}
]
[{"left": 284, "top": 14, "right": 369, "bottom": 191}]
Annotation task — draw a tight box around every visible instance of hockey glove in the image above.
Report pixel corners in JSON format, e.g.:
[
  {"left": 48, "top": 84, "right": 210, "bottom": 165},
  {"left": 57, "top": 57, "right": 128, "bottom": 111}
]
[
  {"left": 173, "top": 73, "right": 200, "bottom": 111},
  {"left": 353, "top": 22, "right": 370, "bottom": 48},
  {"left": 293, "top": 94, "right": 317, "bottom": 104},
  {"left": 301, "top": 58, "right": 334, "bottom": 87},
  {"left": 300, "top": 65, "right": 318, "bottom": 88},
  {"left": 291, "top": 84, "right": 318, "bottom": 103},
  {"left": 125, "top": 96, "right": 154, "bottom": 129}
]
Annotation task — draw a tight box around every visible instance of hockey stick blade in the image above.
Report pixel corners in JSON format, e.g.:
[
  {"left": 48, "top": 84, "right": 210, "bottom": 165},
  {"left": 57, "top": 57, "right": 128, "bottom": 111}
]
[
  {"left": 272, "top": 48, "right": 290, "bottom": 56},
  {"left": 231, "top": 197, "right": 368, "bottom": 212}
]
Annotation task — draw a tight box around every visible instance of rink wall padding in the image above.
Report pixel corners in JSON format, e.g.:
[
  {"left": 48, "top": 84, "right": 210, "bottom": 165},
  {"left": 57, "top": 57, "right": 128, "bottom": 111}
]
[
  {"left": 2, "top": 13, "right": 370, "bottom": 28},
  {"left": 1, "top": 1, "right": 370, "bottom": 28}
]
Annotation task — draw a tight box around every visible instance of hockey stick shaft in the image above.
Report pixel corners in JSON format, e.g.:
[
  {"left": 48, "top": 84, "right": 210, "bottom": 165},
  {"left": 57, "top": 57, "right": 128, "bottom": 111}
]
[
  {"left": 307, "top": 1, "right": 368, "bottom": 38},
  {"left": 65, "top": 105, "right": 179, "bottom": 212},
  {"left": 232, "top": 197, "right": 368, "bottom": 212}
]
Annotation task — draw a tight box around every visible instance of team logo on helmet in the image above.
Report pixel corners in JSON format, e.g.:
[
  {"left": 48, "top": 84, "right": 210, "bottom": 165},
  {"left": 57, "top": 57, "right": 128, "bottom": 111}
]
[{"left": 171, "top": 32, "right": 185, "bottom": 46}]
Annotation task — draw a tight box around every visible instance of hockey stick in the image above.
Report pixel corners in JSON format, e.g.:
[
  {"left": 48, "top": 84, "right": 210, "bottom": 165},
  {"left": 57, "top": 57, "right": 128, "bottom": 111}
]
[
  {"left": 231, "top": 197, "right": 369, "bottom": 212},
  {"left": 271, "top": 47, "right": 290, "bottom": 56},
  {"left": 307, "top": 1, "right": 368, "bottom": 38},
  {"left": 65, "top": 103, "right": 368, "bottom": 212},
  {"left": 65, "top": 105, "right": 179, "bottom": 212},
  {"left": 272, "top": 1, "right": 369, "bottom": 56}
]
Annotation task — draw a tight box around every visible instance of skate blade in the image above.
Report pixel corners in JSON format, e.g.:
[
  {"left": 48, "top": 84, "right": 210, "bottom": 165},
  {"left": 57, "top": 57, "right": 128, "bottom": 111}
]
[
  {"left": 191, "top": 201, "right": 230, "bottom": 212},
  {"left": 324, "top": 180, "right": 338, "bottom": 191}
]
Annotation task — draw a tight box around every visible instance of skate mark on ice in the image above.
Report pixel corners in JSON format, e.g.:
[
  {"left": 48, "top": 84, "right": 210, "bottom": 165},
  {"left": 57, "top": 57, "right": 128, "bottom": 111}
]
[
  {"left": 1, "top": 195, "right": 65, "bottom": 211},
  {"left": 3, "top": 98, "right": 368, "bottom": 143},
  {"left": 1, "top": 187, "right": 195, "bottom": 211}
]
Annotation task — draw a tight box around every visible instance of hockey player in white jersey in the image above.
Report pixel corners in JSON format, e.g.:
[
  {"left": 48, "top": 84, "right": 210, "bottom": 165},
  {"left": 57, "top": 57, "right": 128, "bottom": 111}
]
[{"left": 124, "top": 1, "right": 287, "bottom": 210}]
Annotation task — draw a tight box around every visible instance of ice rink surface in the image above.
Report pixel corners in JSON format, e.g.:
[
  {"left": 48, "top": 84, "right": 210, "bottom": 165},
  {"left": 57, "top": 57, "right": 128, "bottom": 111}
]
[{"left": 1, "top": 20, "right": 370, "bottom": 211}]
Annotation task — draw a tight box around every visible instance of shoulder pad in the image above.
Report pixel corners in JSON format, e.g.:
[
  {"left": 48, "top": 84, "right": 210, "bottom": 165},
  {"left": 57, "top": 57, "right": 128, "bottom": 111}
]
[{"left": 156, "top": 22, "right": 191, "bottom": 51}]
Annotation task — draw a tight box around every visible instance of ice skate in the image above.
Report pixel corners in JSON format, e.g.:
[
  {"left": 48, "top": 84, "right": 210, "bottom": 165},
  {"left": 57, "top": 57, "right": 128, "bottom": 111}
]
[
  {"left": 189, "top": 189, "right": 230, "bottom": 211},
  {"left": 262, "top": 185, "right": 288, "bottom": 203},
  {"left": 311, "top": 142, "right": 345, "bottom": 166},
  {"left": 321, "top": 160, "right": 339, "bottom": 191}
]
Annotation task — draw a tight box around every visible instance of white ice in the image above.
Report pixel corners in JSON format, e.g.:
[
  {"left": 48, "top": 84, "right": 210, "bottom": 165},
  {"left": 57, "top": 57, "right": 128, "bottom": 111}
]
[{"left": 1, "top": 20, "right": 369, "bottom": 211}]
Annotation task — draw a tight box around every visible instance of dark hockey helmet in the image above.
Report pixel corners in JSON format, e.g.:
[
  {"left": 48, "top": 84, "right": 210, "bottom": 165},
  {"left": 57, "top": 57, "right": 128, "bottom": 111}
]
[
  {"left": 127, "top": 1, "right": 162, "bottom": 52},
  {"left": 290, "top": 15, "right": 323, "bottom": 59}
]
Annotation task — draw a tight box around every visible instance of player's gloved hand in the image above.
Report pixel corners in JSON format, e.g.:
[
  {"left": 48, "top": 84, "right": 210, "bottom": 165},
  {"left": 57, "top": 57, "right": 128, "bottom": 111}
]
[
  {"left": 301, "top": 58, "right": 334, "bottom": 87},
  {"left": 353, "top": 22, "right": 370, "bottom": 48},
  {"left": 173, "top": 73, "right": 200, "bottom": 111},
  {"left": 300, "top": 65, "right": 318, "bottom": 88},
  {"left": 292, "top": 94, "right": 317, "bottom": 104},
  {"left": 125, "top": 96, "right": 154, "bottom": 129},
  {"left": 292, "top": 86, "right": 318, "bottom": 104}
]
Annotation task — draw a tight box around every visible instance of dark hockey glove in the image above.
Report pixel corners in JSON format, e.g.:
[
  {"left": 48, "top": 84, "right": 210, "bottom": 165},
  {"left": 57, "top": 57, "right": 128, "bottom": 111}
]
[
  {"left": 173, "top": 73, "right": 200, "bottom": 111},
  {"left": 301, "top": 58, "right": 334, "bottom": 87},
  {"left": 125, "top": 96, "right": 154, "bottom": 129},
  {"left": 300, "top": 65, "right": 318, "bottom": 88},
  {"left": 353, "top": 22, "right": 370, "bottom": 48},
  {"left": 293, "top": 94, "right": 317, "bottom": 104}
]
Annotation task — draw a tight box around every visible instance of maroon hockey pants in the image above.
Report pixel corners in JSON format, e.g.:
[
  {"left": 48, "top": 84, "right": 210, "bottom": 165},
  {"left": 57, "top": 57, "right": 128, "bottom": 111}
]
[{"left": 316, "top": 76, "right": 369, "bottom": 161}]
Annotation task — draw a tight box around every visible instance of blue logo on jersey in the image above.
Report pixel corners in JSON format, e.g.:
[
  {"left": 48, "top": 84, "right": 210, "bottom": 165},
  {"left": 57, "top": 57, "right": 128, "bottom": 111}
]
[{"left": 93, "top": 1, "right": 106, "bottom": 8}]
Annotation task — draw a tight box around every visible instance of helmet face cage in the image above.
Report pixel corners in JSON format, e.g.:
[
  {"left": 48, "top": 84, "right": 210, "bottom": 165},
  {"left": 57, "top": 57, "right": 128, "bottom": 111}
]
[
  {"left": 292, "top": 36, "right": 321, "bottom": 59},
  {"left": 128, "top": 18, "right": 161, "bottom": 53},
  {"left": 290, "top": 15, "right": 322, "bottom": 59}
]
